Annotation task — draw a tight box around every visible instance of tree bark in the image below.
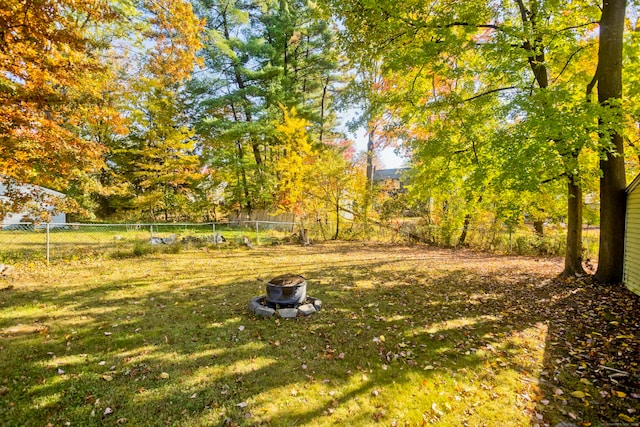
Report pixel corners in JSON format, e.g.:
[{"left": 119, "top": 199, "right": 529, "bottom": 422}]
[
  {"left": 594, "top": 0, "right": 627, "bottom": 284},
  {"left": 333, "top": 199, "right": 340, "bottom": 240},
  {"left": 222, "top": 12, "right": 263, "bottom": 167},
  {"left": 562, "top": 177, "right": 586, "bottom": 276},
  {"left": 533, "top": 220, "right": 544, "bottom": 236},
  {"left": 458, "top": 213, "right": 471, "bottom": 246},
  {"left": 516, "top": 0, "right": 585, "bottom": 276}
]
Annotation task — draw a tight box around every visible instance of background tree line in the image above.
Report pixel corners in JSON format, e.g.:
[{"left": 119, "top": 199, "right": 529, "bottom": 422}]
[{"left": 1, "top": 0, "right": 639, "bottom": 282}]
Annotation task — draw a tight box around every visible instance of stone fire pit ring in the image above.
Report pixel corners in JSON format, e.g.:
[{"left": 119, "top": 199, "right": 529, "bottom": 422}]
[{"left": 248, "top": 274, "right": 322, "bottom": 318}]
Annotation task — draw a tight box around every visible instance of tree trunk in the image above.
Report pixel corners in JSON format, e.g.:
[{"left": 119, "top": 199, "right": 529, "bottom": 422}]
[
  {"left": 366, "top": 126, "right": 375, "bottom": 185},
  {"left": 562, "top": 177, "right": 586, "bottom": 276},
  {"left": 333, "top": 199, "right": 340, "bottom": 240},
  {"left": 458, "top": 214, "right": 471, "bottom": 246},
  {"left": 517, "top": 0, "right": 586, "bottom": 276},
  {"left": 594, "top": 0, "right": 627, "bottom": 284},
  {"left": 533, "top": 220, "right": 544, "bottom": 236},
  {"left": 222, "top": 13, "right": 262, "bottom": 167}
]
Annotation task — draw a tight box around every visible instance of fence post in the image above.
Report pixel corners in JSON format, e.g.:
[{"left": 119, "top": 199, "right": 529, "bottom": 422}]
[
  {"left": 255, "top": 221, "right": 259, "bottom": 245},
  {"left": 46, "top": 223, "right": 50, "bottom": 264}
]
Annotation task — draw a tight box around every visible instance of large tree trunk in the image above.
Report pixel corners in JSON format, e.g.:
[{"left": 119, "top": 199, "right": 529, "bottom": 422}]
[
  {"left": 562, "top": 177, "right": 586, "bottom": 276},
  {"left": 594, "top": 0, "right": 627, "bottom": 284},
  {"left": 516, "top": 0, "right": 585, "bottom": 276}
]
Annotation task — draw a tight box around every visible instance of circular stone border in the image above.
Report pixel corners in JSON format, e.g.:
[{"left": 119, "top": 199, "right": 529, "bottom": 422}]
[{"left": 248, "top": 295, "right": 322, "bottom": 318}]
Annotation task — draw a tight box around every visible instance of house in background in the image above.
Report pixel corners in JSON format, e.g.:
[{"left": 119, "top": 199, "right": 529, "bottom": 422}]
[
  {"left": 372, "top": 168, "right": 410, "bottom": 194},
  {"left": 624, "top": 174, "right": 640, "bottom": 295},
  {"left": 0, "top": 182, "right": 66, "bottom": 227}
]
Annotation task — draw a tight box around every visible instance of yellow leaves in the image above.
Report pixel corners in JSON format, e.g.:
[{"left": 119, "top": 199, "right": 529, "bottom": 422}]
[
  {"left": 273, "top": 104, "right": 316, "bottom": 213},
  {"left": 569, "top": 390, "right": 587, "bottom": 398},
  {"left": 619, "top": 413, "right": 636, "bottom": 423},
  {"left": 612, "top": 390, "right": 627, "bottom": 398}
]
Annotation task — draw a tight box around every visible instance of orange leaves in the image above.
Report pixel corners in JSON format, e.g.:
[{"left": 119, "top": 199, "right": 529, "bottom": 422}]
[
  {"left": 141, "top": 0, "right": 204, "bottom": 82},
  {"left": 0, "top": 0, "right": 118, "bottom": 188}
]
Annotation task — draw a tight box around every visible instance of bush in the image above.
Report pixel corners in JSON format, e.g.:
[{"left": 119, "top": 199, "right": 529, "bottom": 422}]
[{"left": 133, "top": 241, "right": 151, "bottom": 257}]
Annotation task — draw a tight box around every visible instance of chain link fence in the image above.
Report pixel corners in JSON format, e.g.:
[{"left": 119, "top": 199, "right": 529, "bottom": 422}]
[
  {"left": 0, "top": 221, "right": 296, "bottom": 264},
  {"left": 0, "top": 220, "right": 599, "bottom": 265}
]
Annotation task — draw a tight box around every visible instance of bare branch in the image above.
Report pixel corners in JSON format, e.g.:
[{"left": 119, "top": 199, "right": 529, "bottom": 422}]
[
  {"left": 462, "top": 86, "right": 518, "bottom": 103},
  {"left": 551, "top": 45, "right": 591, "bottom": 84}
]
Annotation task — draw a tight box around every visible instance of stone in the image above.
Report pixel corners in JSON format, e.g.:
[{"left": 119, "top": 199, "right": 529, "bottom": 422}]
[
  {"left": 312, "top": 298, "right": 322, "bottom": 311},
  {"left": 297, "top": 304, "right": 316, "bottom": 316},
  {"left": 278, "top": 308, "right": 298, "bottom": 318},
  {"left": 248, "top": 296, "right": 264, "bottom": 312},
  {"left": 254, "top": 305, "right": 275, "bottom": 318}
]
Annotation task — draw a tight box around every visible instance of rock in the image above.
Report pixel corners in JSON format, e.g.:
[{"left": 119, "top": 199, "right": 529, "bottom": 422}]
[
  {"left": 254, "top": 305, "right": 275, "bottom": 318},
  {"left": 0, "top": 264, "right": 14, "bottom": 277},
  {"left": 278, "top": 308, "right": 298, "bottom": 318},
  {"left": 311, "top": 298, "right": 322, "bottom": 311},
  {"left": 248, "top": 296, "right": 264, "bottom": 312},
  {"left": 297, "top": 304, "right": 316, "bottom": 316}
]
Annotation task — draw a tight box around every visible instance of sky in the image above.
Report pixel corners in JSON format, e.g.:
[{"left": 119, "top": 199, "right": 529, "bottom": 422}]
[
  {"left": 339, "top": 109, "right": 407, "bottom": 170},
  {"left": 350, "top": 127, "right": 406, "bottom": 169}
]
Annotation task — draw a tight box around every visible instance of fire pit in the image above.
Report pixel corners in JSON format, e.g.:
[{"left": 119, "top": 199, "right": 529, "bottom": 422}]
[
  {"left": 265, "top": 274, "right": 307, "bottom": 308},
  {"left": 248, "top": 274, "right": 322, "bottom": 318}
]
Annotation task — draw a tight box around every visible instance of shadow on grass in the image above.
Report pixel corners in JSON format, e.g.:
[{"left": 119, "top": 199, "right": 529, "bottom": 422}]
[{"left": 0, "top": 242, "right": 638, "bottom": 426}]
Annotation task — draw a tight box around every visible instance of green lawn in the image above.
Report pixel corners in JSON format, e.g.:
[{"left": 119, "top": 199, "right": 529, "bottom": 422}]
[{"left": 0, "top": 242, "right": 638, "bottom": 426}]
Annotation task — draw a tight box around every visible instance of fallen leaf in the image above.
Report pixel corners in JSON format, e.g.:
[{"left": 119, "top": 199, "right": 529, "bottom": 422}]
[
  {"left": 160, "top": 372, "right": 170, "bottom": 379},
  {"left": 570, "top": 391, "right": 586, "bottom": 399},
  {"left": 102, "top": 375, "right": 113, "bottom": 382},
  {"left": 618, "top": 413, "right": 635, "bottom": 422},
  {"left": 104, "top": 407, "right": 113, "bottom": 416},
  {"left": 612, "top": 390, "right": 627, "bottom": 398},
  {"left": 237, "top": 401, "right": 248, "bottom": 408}
]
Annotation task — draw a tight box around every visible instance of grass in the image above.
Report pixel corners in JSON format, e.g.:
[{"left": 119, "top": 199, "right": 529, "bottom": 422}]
[{"left": 0, "top": 242, "right": 638, "bottom": 426}]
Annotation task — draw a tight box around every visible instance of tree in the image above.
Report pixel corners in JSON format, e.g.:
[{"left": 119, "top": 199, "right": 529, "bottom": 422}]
[
  {"left": 0, "top": 0, "right": 121, "bottom": 216},
  {"left": 308, "top": 141, "right": 358, "bottom": 239},
  {"left": 324, "top": 0, "right": 603, "bottom": 272},
  {"left": 272, "top": 105, "right": 315, "bottom": 214},
  {"left": 99, "top": 0, "right": 203, "bottom": 221},
  {"left": 191, "top": 0, "right": 342, "bottom": 214},
  {"left": 592, "top": 0, "right": 627, "bottom": 283}
]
